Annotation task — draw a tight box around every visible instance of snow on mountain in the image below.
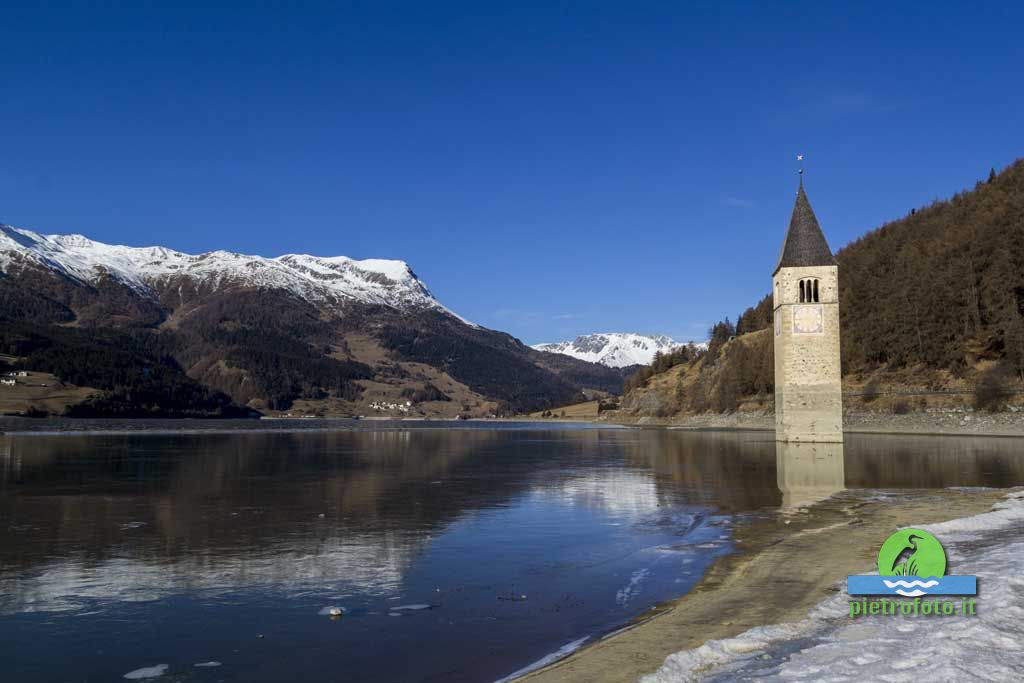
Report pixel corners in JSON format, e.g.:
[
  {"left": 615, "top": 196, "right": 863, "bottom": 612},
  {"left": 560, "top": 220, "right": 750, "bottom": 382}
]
[
  {"left": 0, "top": 223, "right": 473, "bottom": 323},
  {"left": 532, "top": 333, "right": 701, "bottom": 368}
]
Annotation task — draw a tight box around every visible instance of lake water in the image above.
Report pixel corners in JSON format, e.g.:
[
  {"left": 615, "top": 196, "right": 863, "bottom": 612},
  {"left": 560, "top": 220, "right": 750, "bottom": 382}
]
[{"left": 1, "top": 423, "right": 1023, "bottom": 682}]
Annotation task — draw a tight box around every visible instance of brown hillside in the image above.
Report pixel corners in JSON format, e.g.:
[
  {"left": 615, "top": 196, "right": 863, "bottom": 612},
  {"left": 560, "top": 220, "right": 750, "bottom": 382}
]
[{"left": 621, "top": 330, "right": 773, "bottom": 417}]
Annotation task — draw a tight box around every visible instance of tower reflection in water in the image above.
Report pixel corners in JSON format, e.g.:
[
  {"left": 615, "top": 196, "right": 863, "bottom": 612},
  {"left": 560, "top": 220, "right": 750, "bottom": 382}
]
[{"left": 776, "top": 440, "right": 846, "bottom": 511}]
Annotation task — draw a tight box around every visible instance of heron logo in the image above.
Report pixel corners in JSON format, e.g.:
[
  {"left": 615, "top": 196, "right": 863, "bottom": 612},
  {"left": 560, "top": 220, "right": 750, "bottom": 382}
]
[
  {"left": 877, "top": 529, "right": 946, "bottom": 579},
  {"left": 848, "top": 528, "right": 977, "bottom": 597}
]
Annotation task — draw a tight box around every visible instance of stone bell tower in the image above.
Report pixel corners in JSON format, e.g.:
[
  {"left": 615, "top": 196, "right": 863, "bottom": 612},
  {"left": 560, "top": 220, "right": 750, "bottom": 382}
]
[{"left": 772, "top": 178, "right": 843, "bottom": 442}]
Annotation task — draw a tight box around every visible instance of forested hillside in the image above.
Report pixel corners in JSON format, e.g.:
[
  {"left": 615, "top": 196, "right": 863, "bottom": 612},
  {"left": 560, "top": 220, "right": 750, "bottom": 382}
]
[
  {"left": 624, "top": 160, "right": 1024, "bottom": 416},
  {"left": 0, "top": 268, "right": 623, "bottom": 417},
  {"left": 0, "top": 321, "right": 250, "bottom": 417}
]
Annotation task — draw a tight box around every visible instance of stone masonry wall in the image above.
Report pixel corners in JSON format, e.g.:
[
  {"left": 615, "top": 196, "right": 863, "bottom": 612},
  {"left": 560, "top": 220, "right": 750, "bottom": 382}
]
[{"left": 773, "top": 264, "right": 843, "bottom": 442}]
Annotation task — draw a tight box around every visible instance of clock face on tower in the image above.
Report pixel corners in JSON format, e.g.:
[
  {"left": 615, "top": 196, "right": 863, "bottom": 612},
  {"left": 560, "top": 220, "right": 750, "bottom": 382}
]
[{"left": 792, "top": 304, "right": 824, "bottom": 334}]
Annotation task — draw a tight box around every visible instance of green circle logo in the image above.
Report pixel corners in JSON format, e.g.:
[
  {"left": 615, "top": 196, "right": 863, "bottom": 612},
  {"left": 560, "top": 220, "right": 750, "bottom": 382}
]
[{"left": 877, "top": 529, "right": 946, "bottom": 578}]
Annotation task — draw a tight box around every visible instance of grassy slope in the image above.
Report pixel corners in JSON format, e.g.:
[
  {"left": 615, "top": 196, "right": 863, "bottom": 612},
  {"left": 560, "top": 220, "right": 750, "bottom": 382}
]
[{"left": 0, "top": 370, "right": 97, "bottom": 416}]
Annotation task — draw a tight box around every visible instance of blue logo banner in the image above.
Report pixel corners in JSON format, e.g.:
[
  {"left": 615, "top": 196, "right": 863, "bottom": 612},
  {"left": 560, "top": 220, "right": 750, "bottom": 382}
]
[{"left": 847, "top": 575, "right": 977, "bottom": 596}]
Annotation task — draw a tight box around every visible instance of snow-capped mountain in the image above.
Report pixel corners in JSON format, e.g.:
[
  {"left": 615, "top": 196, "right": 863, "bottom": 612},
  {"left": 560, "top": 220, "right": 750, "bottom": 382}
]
[
  {"left": 0, "top": 220, "right": 628, "bottom": 416},
  {"left": 533, "top": 333, "right": 697, "bottom": 368},
  {"left": 0, "top": 223, "right": 470, "bottom": 322}
]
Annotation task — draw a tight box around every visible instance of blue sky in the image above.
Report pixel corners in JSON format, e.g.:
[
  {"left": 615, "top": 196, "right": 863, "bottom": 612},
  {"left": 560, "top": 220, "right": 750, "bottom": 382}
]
[{"left": 1, "top": 2, "right": 1022, "bottom": 344}]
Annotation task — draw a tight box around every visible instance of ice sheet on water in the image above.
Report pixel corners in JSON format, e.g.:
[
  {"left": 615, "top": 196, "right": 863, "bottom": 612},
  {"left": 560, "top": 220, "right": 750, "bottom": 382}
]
[
  {"left": 642, "top": 490, "right": 1024, "bottom": 682},
  {"left": 123, "top": 664, "right": 168, "bottom": 679},
  {"left": 317, "top": 605, "right": 345, "bottom": 616},
  {"left": 616, "top": 568, "right": 650, "bottom": 607},
  {"left": 193, "top": 661, "right": 221, "bottom": 668},
  {"left": 391, "top": 603, "right": 431, "bottom": 611},
  {"left": 494, "top": 636, "right": 590, "bottom": 682}
]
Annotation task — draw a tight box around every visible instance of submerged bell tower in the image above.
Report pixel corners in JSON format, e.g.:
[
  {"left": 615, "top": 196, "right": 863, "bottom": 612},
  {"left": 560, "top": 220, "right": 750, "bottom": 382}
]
[{"left": 772, "top": 177, "right": 843, "bottom": 442}]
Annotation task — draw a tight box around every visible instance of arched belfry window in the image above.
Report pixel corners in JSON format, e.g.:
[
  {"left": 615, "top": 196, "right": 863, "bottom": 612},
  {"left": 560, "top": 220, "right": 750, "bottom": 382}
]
[{"left": 798, "top": 279, "right": 821, "bottom": 303}]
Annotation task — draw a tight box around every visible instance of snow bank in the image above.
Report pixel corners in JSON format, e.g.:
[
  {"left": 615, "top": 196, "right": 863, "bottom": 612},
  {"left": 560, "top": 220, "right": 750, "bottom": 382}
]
[{"left": 643, "top": 490, "right": 1024, "bottom": 682}]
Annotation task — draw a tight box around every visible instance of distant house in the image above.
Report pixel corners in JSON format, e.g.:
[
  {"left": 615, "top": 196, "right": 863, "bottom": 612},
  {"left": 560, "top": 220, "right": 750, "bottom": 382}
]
[
  {"left": 16, "top": 371, "right": 28, "bottom": 377},
  {"left": 369, "top": 399, "right": 413, "bottom": 413},
  {"left": 1, "top": 378, "right": 15, "bottom": 386}
]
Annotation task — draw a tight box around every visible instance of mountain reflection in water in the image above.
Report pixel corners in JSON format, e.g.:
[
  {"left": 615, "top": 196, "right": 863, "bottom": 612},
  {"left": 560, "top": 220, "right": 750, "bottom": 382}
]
[{"left": 1, "top": 426, "right": 1023, "bottom": 682}]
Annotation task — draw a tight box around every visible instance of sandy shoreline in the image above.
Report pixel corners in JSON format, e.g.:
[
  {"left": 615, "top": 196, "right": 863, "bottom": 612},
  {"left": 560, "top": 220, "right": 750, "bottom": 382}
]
[
  {"left": 0, "top": 416, "right": 613, "bottom": 435},
  {"left": 5, "top": 410, "right": 1024, "bottom": 438},
  {"left": 515, "top": 487, "right": 1008, "bottom": 683},
  {"left": 598, "top": 408, "right": 1024, "bottom": 438}
]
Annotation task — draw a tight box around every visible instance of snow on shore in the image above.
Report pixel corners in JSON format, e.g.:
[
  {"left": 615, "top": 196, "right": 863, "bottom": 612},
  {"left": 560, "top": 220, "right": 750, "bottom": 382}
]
[{"left": 643, "top": 490, "right": 1024, "bottom": 682}]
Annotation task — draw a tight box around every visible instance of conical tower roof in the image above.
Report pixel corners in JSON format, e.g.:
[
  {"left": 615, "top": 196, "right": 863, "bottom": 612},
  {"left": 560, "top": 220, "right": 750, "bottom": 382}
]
[{"left": 774, "top": 182, "right": 836, "bottom": 275}]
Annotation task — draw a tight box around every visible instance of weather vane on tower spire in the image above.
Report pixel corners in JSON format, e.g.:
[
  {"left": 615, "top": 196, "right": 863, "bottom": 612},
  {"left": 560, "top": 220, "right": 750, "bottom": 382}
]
[{"left": 797, "top": 154, "right": 805, "bottom": 187}]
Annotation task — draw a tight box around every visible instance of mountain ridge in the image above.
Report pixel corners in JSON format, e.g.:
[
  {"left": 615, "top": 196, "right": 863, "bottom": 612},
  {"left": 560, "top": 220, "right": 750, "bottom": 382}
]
[
  {"left": 0, "top": 223, "right": 472, "bottom": 323},
  {"left": 533, "top": 332, "right": 702, "bottom": 368},
  {"left": 0, "top": 223, "right": 623, "bottom": 416}
]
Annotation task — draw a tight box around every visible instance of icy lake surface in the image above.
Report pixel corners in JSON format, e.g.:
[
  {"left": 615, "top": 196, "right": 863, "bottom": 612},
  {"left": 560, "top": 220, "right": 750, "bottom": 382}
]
[{"left": 1, "top": 425, "right": 1023, "bottom": 682}]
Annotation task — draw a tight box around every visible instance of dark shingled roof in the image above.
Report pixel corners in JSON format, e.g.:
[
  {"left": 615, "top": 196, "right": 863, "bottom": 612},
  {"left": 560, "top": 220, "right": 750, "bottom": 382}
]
[{"left": 774, "top": 182, "right": 836, "bottom": 274}]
